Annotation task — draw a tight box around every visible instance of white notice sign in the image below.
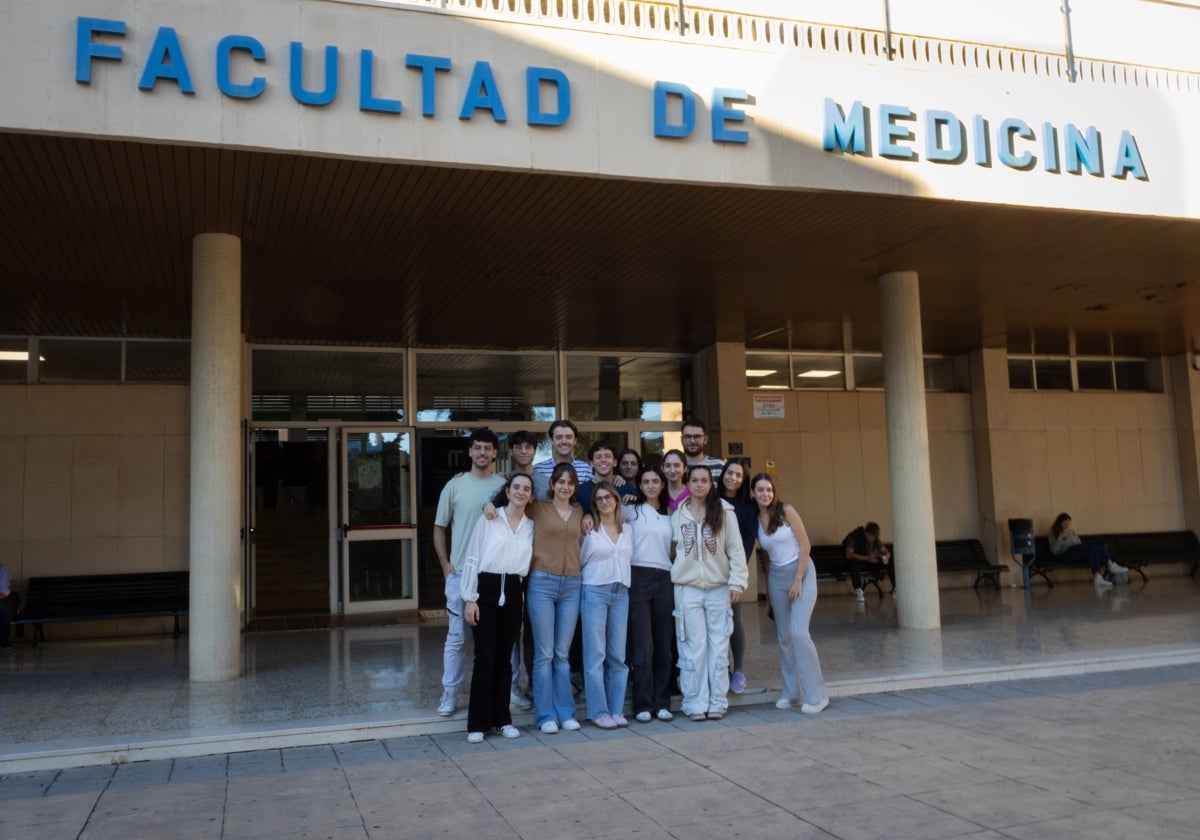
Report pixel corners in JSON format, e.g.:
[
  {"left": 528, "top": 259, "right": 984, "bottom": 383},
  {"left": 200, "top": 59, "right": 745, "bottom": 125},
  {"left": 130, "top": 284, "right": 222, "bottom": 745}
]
[{"left": 753, "top": 393, "right": 785, "bottom": 419}]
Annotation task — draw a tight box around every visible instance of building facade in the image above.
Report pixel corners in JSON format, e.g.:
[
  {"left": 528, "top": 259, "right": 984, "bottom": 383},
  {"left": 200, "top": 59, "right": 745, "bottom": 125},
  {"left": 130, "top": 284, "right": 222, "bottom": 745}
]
[{"left": 3, "top": 0, "right": 1200, "bottom": 680}]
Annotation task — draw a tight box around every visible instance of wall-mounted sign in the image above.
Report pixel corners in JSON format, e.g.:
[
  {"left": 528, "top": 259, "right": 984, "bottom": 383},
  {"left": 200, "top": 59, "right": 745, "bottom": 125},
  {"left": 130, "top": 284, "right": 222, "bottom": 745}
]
[{"left": 753, "top": 393, "right": 785, "bottom": 419}]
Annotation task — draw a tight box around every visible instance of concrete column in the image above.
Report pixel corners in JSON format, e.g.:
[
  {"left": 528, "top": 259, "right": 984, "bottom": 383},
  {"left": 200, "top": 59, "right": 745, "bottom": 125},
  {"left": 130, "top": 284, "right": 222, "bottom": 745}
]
[
  {"left": 879, "top": 271, "right": 940, "bottom": 630},
  {"left": 1168, "top": 354, "right": 1200, "bottom": 533},
  {"left": 190, "top": 233, "right": 243, "bottom": 682}
]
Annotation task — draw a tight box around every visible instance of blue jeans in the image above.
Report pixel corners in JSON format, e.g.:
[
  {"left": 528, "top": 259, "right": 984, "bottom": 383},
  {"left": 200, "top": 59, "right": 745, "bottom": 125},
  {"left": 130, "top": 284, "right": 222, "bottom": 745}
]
[
  {"left": 526, "top": 571, "right": 582, "bottom": 726},
  {"left": 581, "top": 582, "right": 629, "bottom": 719}
]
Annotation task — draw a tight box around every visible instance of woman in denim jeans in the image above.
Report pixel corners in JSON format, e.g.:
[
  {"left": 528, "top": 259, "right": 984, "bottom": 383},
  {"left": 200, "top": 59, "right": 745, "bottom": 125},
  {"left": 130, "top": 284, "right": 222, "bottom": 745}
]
[
  {"left": 580, "top": 481, "right": 632, "bottom": 729},
  {"left": 523, "top": 463, "right": 585, "bottom": 734}
]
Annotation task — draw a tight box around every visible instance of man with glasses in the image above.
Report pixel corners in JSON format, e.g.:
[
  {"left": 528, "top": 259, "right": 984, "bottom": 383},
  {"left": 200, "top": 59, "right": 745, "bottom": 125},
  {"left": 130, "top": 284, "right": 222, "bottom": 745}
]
[
  {"left": 433, "top": 428, "right": 507, "bottom": 716},
  {"left": 681, "top": 418, "right": 725, "bottom": 482}
]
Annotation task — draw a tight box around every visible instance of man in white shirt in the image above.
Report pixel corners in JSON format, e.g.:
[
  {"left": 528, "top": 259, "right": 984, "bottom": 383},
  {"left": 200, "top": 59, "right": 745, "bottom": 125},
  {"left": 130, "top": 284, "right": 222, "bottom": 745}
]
[{"left": 433, "top": 428, "right": 507, "bottom": 716}]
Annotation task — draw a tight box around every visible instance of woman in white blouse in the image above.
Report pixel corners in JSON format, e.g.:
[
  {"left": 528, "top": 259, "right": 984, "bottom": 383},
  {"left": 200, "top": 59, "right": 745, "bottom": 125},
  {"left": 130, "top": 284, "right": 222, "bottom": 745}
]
[
  {"left": 580, "top": 481, "right": 633, "bottom": 729},
  {"left": 461, "top": 473, "right": 536, "bottom": 743},
  {"left": 623, "top": 466, "right": 676, "bottom": 723}
]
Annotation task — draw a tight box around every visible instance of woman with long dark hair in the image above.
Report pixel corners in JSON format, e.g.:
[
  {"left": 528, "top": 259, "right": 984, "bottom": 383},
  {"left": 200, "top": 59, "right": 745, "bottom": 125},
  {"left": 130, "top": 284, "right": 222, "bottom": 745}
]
[
  {"left": 661, "top": 449, "right": 690, "bottom": 512},
  {"left": 1049, "top": 513, "right": 1126, "bottom": 587},
  {"left": 751, "top": 472, "right": 828, "bottom": 714},
  {"left": 460, "top": 473, "right": 535, "bottom": 743},
  {"left": 718, "top": 460, "right": 756, "bottom": 695},
  {"left": 623, "top": 465, "right": 675, "bottom": 723},
  {"left": 670, "top": 465, "right": 748, "bottom": 721}
]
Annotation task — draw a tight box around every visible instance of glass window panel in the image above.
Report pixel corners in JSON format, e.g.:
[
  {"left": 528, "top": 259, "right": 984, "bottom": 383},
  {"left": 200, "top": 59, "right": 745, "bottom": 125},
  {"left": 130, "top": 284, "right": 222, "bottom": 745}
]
[
  {"left": 1114, "top": 360, "right": 1149, "bottom": 391},
  {"left": 566, "top": 355, "right": 690, "bottom": 421},
  {"left": 791, "top": 354, "right": 844, "bottom": 390},
  {"left": 1076, "top": 359, "right": 1114, "bottom": 390},
  {"left": 345, "top": 431, "right": 412, "bottom": 526},
  {"left": 745, "top": 353, "right": 789, "bottom": 390},
  {"left": 852, "top": 356, "right": 884, "bottom": 389},
  {"left": 416, "top": 353, "right": 554, "bottom": 423},
  {"left": 1034, "top": 359, "right": 1072, "bottom": 390},
  {"left": 39, "top": 339, "right": 121, "bottom": 382},
  {"left": 252, "top": 349, "right": 406, "bottom": 422},
  {"left": 924, "top": 357, "right": 959, "bottom": 391},
  {"left": 125, "top": 341, "right": 190, "bottom": 383},
  {"left": 0, "top": 338, "right": 29, "bottom": 383},
  {"left": 1008, "top": 360, "right": 1034, "bottom": 389},
  {"left": 347, "top": 539, "right": 413, "bottom": 602}
]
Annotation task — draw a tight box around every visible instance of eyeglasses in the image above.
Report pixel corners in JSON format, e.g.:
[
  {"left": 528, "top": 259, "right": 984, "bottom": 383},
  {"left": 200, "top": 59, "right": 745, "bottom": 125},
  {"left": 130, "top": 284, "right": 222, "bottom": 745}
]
[{"left": 593, "top": 494, "right": 615, "bottom": 504}]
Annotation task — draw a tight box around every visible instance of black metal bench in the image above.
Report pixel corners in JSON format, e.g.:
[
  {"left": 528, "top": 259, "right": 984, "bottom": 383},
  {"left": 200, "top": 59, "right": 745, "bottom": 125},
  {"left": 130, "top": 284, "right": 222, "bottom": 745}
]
[
  {"left": 1030, "top": 532, "right": 1188, "bottom": 586},
  {"left": 809, "top": 543, "right": 891, "bottom": 596},
  {"left": 15, "top": 571, "right": 189, "bottom": 646},
  {"left": 935, "top": 539, "right": 1006, "bottom": 590}
]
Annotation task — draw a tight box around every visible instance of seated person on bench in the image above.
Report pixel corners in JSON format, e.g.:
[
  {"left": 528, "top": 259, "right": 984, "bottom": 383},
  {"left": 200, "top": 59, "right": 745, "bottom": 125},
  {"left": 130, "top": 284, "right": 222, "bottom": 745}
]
[
  {"left": 842, "top": 522, "right": 895, "bottom": 601},
  {"left": 1049, "top": 512, "right": 1127, "bottom": 588}
]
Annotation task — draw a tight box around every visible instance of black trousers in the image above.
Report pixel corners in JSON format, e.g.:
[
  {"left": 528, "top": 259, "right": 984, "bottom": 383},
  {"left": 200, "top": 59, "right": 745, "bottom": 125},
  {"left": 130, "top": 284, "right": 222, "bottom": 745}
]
[
  {"left": 846, "top": 556, "right": 896, "bottom": 591},
  {"left": 626, "top": 566, "right": 675, "bottom": 714},
  {"left": 467, "top": 572, "right": 525, "bottom": 733}
]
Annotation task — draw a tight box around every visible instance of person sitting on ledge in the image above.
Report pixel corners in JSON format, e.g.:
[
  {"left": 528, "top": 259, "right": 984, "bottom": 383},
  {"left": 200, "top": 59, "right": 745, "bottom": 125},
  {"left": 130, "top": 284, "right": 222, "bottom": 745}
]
[{"left": 1049, "top": 513, "right": 1127, "bottom": 588}]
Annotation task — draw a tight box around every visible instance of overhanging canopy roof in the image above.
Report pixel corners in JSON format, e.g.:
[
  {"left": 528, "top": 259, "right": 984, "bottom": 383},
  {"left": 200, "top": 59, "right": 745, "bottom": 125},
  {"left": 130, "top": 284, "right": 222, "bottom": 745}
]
[{"left": 2, "top": 132, "right": 1198, "bottom": 356}]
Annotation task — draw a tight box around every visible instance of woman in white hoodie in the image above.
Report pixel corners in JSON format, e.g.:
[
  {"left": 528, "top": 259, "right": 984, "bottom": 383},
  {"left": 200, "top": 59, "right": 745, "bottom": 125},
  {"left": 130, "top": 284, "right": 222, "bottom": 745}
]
[{"left": 670, "top": 465, "right": 748, "bottom": 721}]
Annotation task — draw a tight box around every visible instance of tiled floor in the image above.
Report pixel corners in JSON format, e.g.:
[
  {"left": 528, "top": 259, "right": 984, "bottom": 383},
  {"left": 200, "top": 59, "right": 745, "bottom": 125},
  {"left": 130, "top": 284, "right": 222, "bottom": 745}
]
[{"left": 3, "top": 574, "right": 1200, "bottom": 772}]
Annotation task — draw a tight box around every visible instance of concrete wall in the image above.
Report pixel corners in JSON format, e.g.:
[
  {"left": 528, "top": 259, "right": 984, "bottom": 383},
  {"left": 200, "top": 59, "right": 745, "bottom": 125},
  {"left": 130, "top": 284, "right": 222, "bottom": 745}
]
[{"left": 0, "top": 384, "right": 190, "bottom": 637}]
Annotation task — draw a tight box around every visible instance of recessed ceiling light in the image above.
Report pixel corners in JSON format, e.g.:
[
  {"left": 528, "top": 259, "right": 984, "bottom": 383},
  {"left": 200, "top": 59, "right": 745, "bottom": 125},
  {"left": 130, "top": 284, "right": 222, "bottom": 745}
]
[
  {"left": 745, "top": 369, "right": 777, "bottom": 377},
  {"left": 757, "top": 384, "right": 789, "bottom": 390},
  {"left": 0, "top": 351, "right": 44, "bottom": 362},
  {"left": 797, "top": 369, "right": 840, "bottom": 379}
]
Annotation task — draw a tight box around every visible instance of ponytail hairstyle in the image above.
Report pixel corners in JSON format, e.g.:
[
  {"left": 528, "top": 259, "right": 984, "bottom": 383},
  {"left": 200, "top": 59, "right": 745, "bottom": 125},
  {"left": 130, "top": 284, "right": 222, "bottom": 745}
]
[{"left": 491, "top": 472, "right": 534, "bottom": 508}]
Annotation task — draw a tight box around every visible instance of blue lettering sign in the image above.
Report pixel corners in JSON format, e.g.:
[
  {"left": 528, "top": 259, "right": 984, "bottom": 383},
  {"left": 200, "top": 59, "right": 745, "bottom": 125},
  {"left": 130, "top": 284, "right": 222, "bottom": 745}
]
[
  {"left": 360, "top": 50, "right": 402, "bottom": 114},
  {"left": 76, "top": 16, "right": 125, "bottom": 84},
  {"left": 711, "top": 88, "right": 750, "bottom": 144},
  {"left": 459, "top": 61, "right": 507, "bottom": 122},
  {"left": 972, "top": 115, "right": 990, "bottom": 166},
  {"left": 823, "top": 98, "right": 866, "bottom": 154},
  {"left": 1065, "top": 124, "right": 1102, "bottom": 176},
  {"left": 879, "top": 104, "right": 916, "bottom": 159},
  {"left": 1112, "top": 131, "right": 1148, "bottom": 180},
  {"left": 998, "top": 118, "right": 1035, "bottom": 170},
  {"left": 290, "top": 42, "right": 338, "bottom": 107},
  {"left": 1042, "top": 122, "right": 1060, "bottom": 173},
  {"left": 138, "top": 26, "right": 194, "bottom": 93},
  {"left": 924, "top": 110, "right": 962, "bottom": 163},
  {"left": 526, "top": 66, "right": 570, "bottom": 126},
  {"left": 216, "top": 35, "right": 266, "bottom": 99},
  {"left": 405, "top": 54, "right": 451, "bottom": 117},
  {"left": 653, "top": 82, "right": 695, "bottom": 139}
]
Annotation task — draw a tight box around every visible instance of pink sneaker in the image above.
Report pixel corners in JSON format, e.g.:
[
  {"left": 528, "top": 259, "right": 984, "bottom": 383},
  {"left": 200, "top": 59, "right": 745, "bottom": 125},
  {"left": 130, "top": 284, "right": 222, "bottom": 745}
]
[
  {"left": 593, "top": 714, "right": 618, "bottom": 730},
  {"left": 612, "top": 713, "right": 628, "bottom": 727}
]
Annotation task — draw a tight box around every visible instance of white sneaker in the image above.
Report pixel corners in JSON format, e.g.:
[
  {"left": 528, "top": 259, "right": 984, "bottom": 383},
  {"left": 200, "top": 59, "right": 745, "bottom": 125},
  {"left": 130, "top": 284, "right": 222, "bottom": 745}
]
[
  {"left": 775, "top": 698, "right": 795, "bottom": 710},
  {"left": 1109, "top": 562, "right": 1127, "bottom": 574},
  {"left": 499, "top": 724, "right": 521, "bottom": 739},
  {"left": 437, "top": 690, "right": 456, "bottom": 716},
  {"left": 467, "top": 731, "right": 485, "bottom": 744},
  {"left": 801, "top": 697, "right": 830, "bottom": 714},
  {"left": 854, "top": 588, "right": 865, "bottom": 602},
  {"left": 510, "top": 687, "right": 533, "bottom": 710},
  {"left": 635, "top": 711, "right": 652, "bottom": 723},
  {"left": 1094, "top": 575, "right": 1114, "bottom": 588},
  {"left": 561, "top": 718, "right": 581, "bottom": 731},
  {"left": 540, "top": 721, "right": 559, "bottom": 734},
  {"left": 656, "top": 708, "right": 674, "bottom": 722}
]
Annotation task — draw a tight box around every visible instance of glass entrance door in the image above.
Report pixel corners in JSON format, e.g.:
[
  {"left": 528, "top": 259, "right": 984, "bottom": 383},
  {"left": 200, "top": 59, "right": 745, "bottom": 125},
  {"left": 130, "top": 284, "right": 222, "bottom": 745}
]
[{"left": 340, "top": 428, "right": 417, "bottom": 613}]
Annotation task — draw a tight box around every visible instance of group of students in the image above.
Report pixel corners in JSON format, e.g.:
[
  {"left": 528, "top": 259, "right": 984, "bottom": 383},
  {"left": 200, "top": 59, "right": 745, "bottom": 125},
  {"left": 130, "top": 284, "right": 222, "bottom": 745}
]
[{"left": 434, "top": 419, "right": 829, "bottom": 744}]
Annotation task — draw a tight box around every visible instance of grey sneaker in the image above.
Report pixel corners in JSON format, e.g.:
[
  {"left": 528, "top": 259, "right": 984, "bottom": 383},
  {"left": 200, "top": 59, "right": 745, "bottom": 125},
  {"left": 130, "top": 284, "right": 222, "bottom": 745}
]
[
  {"left": 729, "top": 671, "right": 747, "bottom": 694},
  {"left": 1094, "top": 575, "right": 1114, "bottom": 589},
  {"left": 499, "top": 724, "right": 521, "bottom": 739},
  {"left": 656, "top": 708, "right": 674, "bottom": 721},
  {"left": 635, "top": 711, "right": 652, "bottom": 723},
  {"left": 775, "top": 697, "right": 795, "bottom": 710},
  {"left": 437, "top": 690, "right": 456, "bottom": 716},
  {"left": 854, "top": 588, "right": 865, "bottom": 602},
  {"left": 510, "top": 687, "right": 533, "bottom": 710},
  {"left": 1109, "top": 562, "right": 1128, "bottom": 574}
]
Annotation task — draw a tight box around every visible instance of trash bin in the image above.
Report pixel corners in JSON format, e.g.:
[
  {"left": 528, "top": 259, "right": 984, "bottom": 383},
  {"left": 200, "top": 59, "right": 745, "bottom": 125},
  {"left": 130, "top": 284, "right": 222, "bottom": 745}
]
[{"left": 1008, "top": 518, "right": 1035, "bottom": 588}]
